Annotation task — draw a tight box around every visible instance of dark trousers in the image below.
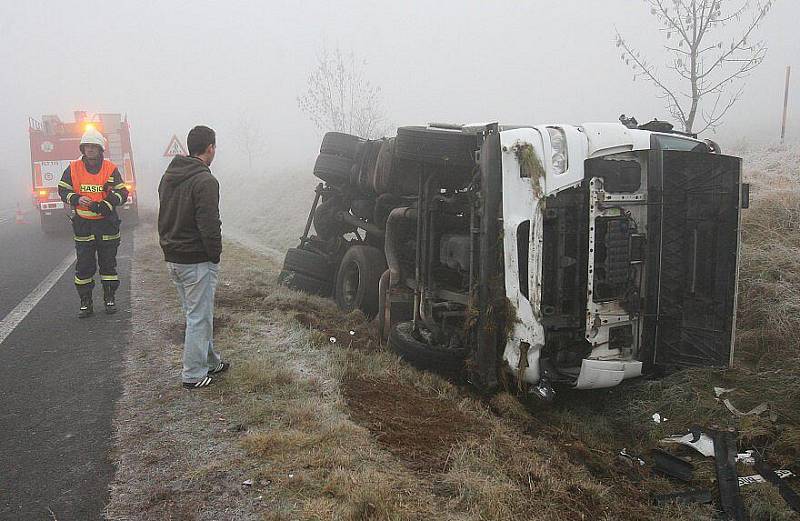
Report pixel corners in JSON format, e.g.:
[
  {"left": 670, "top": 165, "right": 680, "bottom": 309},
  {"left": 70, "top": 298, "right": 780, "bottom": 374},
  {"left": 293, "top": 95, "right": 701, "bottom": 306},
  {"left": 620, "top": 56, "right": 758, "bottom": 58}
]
[{"left": 72, "top": 216, "right": 121, "bottom": 298}]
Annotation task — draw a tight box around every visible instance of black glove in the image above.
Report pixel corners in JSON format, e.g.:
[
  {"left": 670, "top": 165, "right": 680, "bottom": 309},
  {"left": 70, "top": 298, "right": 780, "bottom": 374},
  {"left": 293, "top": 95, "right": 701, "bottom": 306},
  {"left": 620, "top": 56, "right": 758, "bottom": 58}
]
[{"left": 89, "top": 201, "right": 112, "bottom": 216}]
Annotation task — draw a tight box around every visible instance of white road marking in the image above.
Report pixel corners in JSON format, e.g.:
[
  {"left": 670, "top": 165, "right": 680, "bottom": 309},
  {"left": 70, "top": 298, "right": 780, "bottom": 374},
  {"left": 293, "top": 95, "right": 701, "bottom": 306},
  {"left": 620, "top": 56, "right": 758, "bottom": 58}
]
[{"left": 0, "top": 251, "right": 76, "bottom": 346}]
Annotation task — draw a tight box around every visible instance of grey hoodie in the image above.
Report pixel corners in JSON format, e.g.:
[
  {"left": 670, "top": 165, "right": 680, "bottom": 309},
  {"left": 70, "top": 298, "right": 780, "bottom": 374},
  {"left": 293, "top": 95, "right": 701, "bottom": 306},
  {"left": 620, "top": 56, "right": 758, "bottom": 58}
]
[{"left": 158, "top": 155, "right": 222, "bottom": 264}]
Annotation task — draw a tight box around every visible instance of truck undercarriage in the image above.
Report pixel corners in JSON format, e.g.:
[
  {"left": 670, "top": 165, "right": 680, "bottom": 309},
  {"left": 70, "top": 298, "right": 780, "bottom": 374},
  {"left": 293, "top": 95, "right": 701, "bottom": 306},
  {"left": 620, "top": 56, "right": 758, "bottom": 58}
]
[{"left": 280, "top": 122, "right": 745, "bottom": 394}]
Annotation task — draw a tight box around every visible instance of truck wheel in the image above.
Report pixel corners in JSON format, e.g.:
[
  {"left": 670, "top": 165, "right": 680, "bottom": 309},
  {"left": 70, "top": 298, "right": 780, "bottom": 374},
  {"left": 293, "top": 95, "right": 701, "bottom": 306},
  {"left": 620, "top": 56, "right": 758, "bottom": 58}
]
[
  {"left": 313, "top": 153, "right": 355, "bottom": 186},
  {"left": 371, "top": 138, "right": 395, "bottom": 194},
  {"left": 388, "top": 321, "right": 468, "bottom": 373},
  {"left": 278, "top": 269, "right": 332, "bottom": 297},
  {"left": 320, "top": 132, "right": 365, "bottom": 160},
  {"left": 282, "top": 247, "right": 333, "bottom": 281},
  {"left": 334, "top": 245, "right": 386, "bottom": 319},
  {"left": 394, "top": 126, "right": 476, "bottom": 168}
]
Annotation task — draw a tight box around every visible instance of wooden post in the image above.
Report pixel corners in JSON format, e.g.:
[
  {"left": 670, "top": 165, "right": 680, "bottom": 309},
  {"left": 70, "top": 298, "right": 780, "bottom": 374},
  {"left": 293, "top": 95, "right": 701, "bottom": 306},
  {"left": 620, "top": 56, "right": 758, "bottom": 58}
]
[{"left": 781, "top": 66, "right": 791, "bottom": 142}]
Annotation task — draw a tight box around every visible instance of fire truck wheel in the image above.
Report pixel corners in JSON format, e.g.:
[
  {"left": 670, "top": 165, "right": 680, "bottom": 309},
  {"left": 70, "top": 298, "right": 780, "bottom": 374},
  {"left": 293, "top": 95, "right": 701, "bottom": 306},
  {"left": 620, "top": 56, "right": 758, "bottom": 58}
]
[
  {"left": 278, "top": 269, "right": 332, "bottom": 297},
  {"left": 282, "top": 247, "right": 333, "bottom": 281},
  {"left": 313, "top": 153, "right": 355, "bottom": 186},
  {"left": 388, "top": 321, "right": 468, "bottom": 373},
  {"left": 334, "top": 245, "right": 386, "bottom": 319},
  {"left": 320, "top": 132, "right": 366, "bottom": 160}
]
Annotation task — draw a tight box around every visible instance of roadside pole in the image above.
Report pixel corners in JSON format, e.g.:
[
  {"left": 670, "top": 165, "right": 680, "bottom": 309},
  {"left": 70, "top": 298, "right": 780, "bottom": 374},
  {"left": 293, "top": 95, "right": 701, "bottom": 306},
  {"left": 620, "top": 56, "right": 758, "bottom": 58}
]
[{"left": 781, "top": 66, "right": 791, "bottom": 143}]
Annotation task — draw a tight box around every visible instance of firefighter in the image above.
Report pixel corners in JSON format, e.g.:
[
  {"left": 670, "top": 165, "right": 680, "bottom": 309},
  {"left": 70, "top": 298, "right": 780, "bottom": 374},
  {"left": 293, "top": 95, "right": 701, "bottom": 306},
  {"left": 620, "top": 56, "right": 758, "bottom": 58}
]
[{"left": 58, "top": 127, "right": 129, "bottom": 318}]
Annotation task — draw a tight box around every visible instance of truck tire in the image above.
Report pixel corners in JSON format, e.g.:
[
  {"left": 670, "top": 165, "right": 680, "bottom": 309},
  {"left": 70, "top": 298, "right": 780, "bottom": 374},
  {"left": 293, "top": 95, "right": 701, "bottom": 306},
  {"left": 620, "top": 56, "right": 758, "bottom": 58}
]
[
  {"left": 278, "top": 269, "right": 332, "bottom": 297},
  {"left": 354, "top": 139, "right": 383, "bottom": 191},
  {"left": 320, "top": 132, "right": 365, "bottom": 160},
  {"left": 388, "top": 321, "right": 468, "bottom": 373},
  {"left": 313, "top": 153, "right": 355, "bottom": 186},
  {"left": 282, "top": 247, "right": 333, "bottom": 281},
  {"left": 370, "top": 138, "right": 395, "bottom": 194},
  {"left": 394, "top": 126, "right": 476, "bottom": 168},
  {"left": 334, "top": 245, "right": 386, "bottom": 319}
]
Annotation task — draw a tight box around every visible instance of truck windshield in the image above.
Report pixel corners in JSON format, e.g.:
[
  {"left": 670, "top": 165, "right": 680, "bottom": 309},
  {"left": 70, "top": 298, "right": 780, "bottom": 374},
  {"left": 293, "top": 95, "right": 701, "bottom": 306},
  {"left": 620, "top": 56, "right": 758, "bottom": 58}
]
[{"left": 652, "top": 134, "right": 709, "bottom": 153}]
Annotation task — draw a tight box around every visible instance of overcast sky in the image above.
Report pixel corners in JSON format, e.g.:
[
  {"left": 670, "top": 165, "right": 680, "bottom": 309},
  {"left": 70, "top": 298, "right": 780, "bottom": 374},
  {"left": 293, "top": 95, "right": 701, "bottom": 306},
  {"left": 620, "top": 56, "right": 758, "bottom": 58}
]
[{"left": 1, "top": 0, "right": 797, "bottom": 205}]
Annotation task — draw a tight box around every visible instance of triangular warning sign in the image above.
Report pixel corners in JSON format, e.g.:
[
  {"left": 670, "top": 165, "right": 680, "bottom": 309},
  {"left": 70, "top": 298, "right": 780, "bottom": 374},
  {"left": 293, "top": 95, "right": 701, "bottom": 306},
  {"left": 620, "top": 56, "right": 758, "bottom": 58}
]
[{"left": 163, "top": 135, "right": 187, "bottom": 157}]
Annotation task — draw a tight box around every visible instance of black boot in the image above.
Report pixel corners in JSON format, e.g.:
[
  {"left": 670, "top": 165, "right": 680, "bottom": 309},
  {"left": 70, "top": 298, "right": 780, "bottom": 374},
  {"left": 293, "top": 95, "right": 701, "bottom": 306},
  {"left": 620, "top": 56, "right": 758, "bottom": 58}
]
[
  {"left": 78, "top": 294, "right": 93, "bottom": 318},
  {"left": 103, "top": 286, "right": 117, "bottom": 315}
]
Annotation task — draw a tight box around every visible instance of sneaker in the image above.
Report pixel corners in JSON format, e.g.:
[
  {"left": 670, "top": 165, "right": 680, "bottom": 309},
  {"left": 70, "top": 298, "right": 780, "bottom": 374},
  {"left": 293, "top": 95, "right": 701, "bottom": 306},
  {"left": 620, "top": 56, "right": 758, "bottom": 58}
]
[
  {"left": 182, "top": 376, "right": 213, "bottom": 389},
  {"left": 209, "top": 361, "right": 230, "bottom": 375}
]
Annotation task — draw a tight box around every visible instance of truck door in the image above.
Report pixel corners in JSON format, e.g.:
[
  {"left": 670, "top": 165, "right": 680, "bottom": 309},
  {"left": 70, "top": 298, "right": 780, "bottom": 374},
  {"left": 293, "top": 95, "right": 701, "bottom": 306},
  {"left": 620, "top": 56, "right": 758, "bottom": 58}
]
[{"left": 641, "top": 151, "right": 743, "bottom": 370}]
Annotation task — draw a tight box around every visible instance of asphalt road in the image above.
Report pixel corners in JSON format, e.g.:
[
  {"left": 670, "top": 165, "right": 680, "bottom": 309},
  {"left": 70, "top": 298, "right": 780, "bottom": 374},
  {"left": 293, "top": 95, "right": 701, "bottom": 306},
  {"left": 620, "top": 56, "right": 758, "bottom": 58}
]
[{"left": 0, "top": 212, "right": 131, "bottom": 520}]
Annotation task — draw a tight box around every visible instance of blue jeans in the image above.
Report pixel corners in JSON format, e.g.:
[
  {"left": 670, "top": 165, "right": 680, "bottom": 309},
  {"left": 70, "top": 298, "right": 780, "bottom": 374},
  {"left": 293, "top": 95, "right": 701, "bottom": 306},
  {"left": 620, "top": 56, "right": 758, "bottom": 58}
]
[{"left": 167, "top": 262, "right": 221, "bottom": 383}]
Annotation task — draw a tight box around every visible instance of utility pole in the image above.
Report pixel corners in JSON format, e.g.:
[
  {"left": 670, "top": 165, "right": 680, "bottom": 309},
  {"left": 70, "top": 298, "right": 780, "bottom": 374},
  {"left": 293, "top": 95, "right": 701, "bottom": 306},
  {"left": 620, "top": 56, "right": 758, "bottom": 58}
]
[{"left": 781, "top": 66, "right": 791, "bottom": 143}]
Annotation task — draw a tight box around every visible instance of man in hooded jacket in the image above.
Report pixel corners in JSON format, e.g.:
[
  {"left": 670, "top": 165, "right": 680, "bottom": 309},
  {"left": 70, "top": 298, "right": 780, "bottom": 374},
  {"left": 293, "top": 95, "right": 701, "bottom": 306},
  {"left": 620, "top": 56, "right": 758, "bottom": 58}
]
[{"left": 158, "top": 125, "right": 227, "bottom": 389}]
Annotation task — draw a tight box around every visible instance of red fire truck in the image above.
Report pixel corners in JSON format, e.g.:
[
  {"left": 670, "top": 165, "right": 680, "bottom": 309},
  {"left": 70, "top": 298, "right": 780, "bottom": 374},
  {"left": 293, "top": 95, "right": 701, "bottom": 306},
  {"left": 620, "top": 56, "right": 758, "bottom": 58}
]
[{"left": 29, "top": 111, "right": 139, "bottom": 232}]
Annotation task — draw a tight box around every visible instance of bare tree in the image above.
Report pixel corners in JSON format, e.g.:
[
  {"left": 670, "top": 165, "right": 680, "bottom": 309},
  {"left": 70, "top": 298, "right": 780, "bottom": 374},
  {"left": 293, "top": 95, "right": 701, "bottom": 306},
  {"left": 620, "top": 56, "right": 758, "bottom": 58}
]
[
  {"left": 233, "top": 112, "right": 264, "bottom": 171},
  {"left": 297, "top": 47, "right": 388, "bottom": 139},
  {"left": 616, "top": 0, "right": 775, "bottom": 133}
]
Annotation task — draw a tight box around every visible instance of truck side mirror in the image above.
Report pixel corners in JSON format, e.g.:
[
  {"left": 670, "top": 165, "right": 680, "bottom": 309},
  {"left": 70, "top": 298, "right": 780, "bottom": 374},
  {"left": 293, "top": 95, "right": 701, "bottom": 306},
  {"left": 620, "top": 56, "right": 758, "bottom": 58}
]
[{"left": 741, "top": 183, "right": 750, "bottom": 209}]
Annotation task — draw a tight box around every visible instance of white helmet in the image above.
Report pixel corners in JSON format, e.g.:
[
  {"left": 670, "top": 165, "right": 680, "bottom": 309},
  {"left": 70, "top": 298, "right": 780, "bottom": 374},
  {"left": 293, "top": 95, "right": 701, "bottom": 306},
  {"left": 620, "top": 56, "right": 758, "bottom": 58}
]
[{"left": 80, "top": 127, "right": 106, "bottom": 152}]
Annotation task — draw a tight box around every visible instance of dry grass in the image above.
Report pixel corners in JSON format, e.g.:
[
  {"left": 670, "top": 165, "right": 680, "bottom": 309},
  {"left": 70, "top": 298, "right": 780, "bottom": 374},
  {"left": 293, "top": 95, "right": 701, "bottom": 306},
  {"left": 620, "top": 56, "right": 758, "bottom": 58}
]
[{"left": 108, "top": 144, "right": 800, "bottom": 520}]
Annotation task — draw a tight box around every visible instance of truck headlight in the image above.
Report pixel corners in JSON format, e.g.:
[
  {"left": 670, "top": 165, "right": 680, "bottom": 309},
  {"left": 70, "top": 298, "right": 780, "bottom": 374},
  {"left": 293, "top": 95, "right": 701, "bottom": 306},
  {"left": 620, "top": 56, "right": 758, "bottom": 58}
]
[{"left": 547, "top": 127, "right": 568, "bottom": 175}]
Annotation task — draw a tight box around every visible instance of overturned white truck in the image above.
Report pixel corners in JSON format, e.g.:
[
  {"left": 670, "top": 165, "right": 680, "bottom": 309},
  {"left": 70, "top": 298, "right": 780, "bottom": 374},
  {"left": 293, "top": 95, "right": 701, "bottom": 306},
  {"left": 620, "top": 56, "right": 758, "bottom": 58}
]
[{"left": 280, "top": 120, "right": 747, "bottom": 396}]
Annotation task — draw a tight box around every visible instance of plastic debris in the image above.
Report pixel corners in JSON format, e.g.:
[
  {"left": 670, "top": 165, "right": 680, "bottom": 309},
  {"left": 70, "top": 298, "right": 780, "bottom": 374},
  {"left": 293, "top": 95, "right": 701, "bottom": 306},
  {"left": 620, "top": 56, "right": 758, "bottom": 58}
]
[
  {"left": 618, "top": 448, "right": 646, "bottom": 467},
  {"left": 652, "top": 448, "right": 694, "bottom": 481},
  {"left": 739, "top": 469, "right": 795, "bottom": 487},
  {"left": 242, "top": 479, "right": 253, "bottom": 486},
  {"left": 723, "top": 399, "right": 769, "bottom": 417},
  {"left": 661, "top": 432, "right": 715, "bottom": 457},
  {"left": 714, "top": 386, "right": 736, "bottom": 397},
  {"left": 329, "top": 337, "right": 337, "bottom": 343},
  {"left": 736, "top": 450, "right": 755, "bottom": 465},
  {"left": 652, "top": 413, "right": 668, "bottom": 423}
]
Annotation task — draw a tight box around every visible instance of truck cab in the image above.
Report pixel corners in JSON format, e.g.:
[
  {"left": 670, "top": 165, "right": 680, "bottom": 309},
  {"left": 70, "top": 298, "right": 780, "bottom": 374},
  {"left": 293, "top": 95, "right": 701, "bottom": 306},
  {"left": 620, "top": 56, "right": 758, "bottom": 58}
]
[
  {"left": 281, "top": 121, "right": 745, "bottom": 394},
  {"left": 494, "top": 123, "right": 743, "bottom": 394}
]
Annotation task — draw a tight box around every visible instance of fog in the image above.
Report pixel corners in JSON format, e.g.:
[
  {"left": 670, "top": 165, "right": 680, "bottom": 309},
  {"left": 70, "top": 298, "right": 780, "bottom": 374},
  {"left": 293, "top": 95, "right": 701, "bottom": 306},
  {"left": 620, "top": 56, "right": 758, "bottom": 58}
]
[{"left": 1, "top": 0, "right": 798, "bottom": 210}]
